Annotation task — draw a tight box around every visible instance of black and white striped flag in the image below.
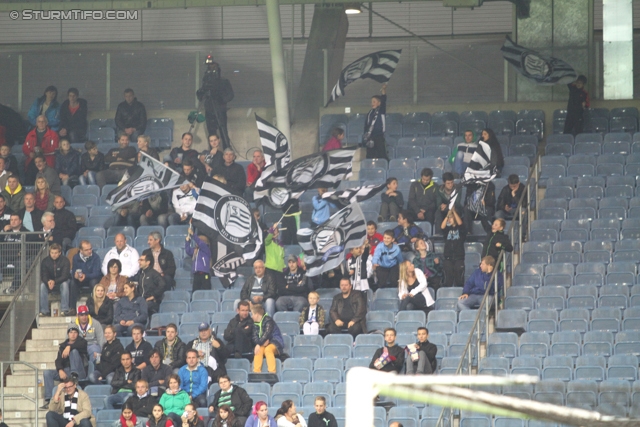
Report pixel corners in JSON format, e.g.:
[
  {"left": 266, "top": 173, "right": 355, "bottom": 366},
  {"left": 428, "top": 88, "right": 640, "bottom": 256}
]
[
  {"left": 322, "top": 183, "right": 386, "bottom": 206},
  {"left": 191, "top": 178, "right": 263, "bottom": 284},
  {"left": 327, "top": 50, "right": 402, "bottom": 105},
  {"left": 501, "top": 36, "right": 577, "bottom": 86},
  {"left": 297, "top": 202, "right": 367, "bottom": 277},
  {"left": 106, "top": 152, "right": 184, "bottom": 210},
  {"left": 255, "top": 114, "right": 291, "bottom": 171},
  {"left": 449, "top": 141, "right": 496, "bottom": 209},
  {"left": 255, "top": 148, "right": 355, "bottom": 207}
]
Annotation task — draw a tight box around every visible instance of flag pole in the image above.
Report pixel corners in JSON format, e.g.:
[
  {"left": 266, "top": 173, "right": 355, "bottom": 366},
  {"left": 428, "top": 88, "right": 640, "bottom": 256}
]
[{"left": 272, "top": 203, "right": 294, "bottom": 230}]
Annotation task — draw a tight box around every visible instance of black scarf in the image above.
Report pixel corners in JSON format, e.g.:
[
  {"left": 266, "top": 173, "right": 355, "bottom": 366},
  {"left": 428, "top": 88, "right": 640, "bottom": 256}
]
[{"left": 63, "top": 390, "right": 79, "bottom": 421}]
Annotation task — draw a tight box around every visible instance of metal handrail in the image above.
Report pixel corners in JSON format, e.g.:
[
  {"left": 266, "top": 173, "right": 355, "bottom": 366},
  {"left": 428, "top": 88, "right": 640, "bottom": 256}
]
[
  {"left": 0, "top": 361, "right": 40, "bottom": 427},
  {"left": 435, "top": 154, "right": 540, "bottom": 427},
  {"left": 0, "top": 239, "right": 47, "bottom": 361}
]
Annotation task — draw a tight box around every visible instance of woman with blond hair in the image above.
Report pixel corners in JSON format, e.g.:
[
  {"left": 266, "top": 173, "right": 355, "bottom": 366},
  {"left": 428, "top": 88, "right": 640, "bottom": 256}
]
[
  {"left": 398, "top": 260, "right": 435, "bottom": 313},
  {"left": 86, "top": 282, "right": 114, "bottom": 326},
  {"left": 34, "top": 176, "right": 54, "bottom": 212}
]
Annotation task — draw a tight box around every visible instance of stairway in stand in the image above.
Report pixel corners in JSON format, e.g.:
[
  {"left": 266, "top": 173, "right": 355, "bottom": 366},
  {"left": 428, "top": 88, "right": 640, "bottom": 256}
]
[{"left": 3, "top": 315, "right": 75, "bottom": 427}]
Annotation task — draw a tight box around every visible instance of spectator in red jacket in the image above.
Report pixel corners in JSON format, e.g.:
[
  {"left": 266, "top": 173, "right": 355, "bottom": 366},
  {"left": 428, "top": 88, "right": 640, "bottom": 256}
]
[
  {"left": 246, "top": 149, "right": 266, "bottom": 187},
  {"left": 23, "top": 115, "right": 59, "bottom": 185},
  {"left": 323, "top": 127, "right": 344, "bottom": 151}
]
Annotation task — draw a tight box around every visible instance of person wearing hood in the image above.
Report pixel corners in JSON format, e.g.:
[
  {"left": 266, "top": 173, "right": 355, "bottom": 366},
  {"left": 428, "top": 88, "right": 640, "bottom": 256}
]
[
  {"left": 42, "top": 325, "right": 88, "bottom": 407},
  {"left": 27, "top": 85, "right": 60, "bottom": 130},
  {"left": 369, "top": 328, "right": 405, "bottom": 373},
  {"left": 458, "top": 256, "right": 503, "bottom": 311},
  {"left": 451, "top": 129, "right": 478, "bottom": 177},
  {"left": 1, "top": 175, "right": 24, "bottom": 212},
  {"left": 251, "top": 304, "right": 284, "bottom": 374},
  {"left": 115, "top": 88, "right": 147, "bottom": 142}
]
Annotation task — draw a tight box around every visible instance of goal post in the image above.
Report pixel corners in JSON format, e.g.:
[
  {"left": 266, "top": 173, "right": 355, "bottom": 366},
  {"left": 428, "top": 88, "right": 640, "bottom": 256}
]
[{"left": 345, "top": 368, "right": 639, "bottom": 427}]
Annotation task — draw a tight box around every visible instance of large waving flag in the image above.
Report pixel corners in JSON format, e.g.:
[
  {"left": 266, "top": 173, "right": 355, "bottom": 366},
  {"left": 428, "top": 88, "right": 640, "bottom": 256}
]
[
  {"left": 327, "top": 50, "right": 402, "bottom": 105},
  {"left": 297, "top": 202, "right": 366, "bottom": 277},
  {"left": 191, "top": 178, "right": 263, "bottom": 284},
  {"left": 501, "top": 36, "right": 577, "bottom": 86},
  {"left": 255, "top": 148, "right": 355, "bottom": 208},
  {"left": 106, "top": 152, "right": 184, "bottom": 210},
  {"left": 255, "top": 114, "right": 291, "bottom": 171},
  {"left": 322, "top": 183, "right": 386, "bottom": 206}
]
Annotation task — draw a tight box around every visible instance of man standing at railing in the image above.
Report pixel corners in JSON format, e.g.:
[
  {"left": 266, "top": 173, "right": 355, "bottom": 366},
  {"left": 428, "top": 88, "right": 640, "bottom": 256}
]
[
  {"left": 39, "top": 243, "right": 73, "bottom": 316},
  {"left": 457, "top": 256, "right": 503, "bottom": 311}
]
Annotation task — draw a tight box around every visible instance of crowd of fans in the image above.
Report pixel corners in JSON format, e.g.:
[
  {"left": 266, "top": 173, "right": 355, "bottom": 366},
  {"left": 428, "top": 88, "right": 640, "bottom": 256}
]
[{"left": 0, "top": 84, "right": 521, "bottom": 427}]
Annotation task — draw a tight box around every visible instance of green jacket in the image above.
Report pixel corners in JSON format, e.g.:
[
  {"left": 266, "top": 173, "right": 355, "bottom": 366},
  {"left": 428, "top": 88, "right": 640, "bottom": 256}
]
[
  {"left": 159, "top": 389, "right": 191, "bottom": 415},
  {"left": 265, "top": 233, "right": 285, "bottom": 272}
]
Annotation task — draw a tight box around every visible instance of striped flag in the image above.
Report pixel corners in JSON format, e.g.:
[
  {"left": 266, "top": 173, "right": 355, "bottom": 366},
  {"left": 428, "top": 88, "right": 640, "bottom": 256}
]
[
  {"left": 461, "top": 140, "right": 496, "bottom": 217},
  {"left": 322, "top": 183, "right": 386, "bottom": 206},
  {"left": 501, "top": 36, "right": 577, "bottom": 86},
  {"left": 255, "top": 114, "right": 291, "bottom": 171},
  {"left": 191, "top": 178, "right": 263, "bottom": 283},
  {"left": 106, "top": 152, "right": 184, "bottom": 210},
  {"left": 255, "top": 148, "right": 355, "bottom": 207},
  {"left": 327, "top": 50, "right": 402, "bottom": 105},
  {"left": 297, "top": 202, "right": 367, "bottom": 277}
]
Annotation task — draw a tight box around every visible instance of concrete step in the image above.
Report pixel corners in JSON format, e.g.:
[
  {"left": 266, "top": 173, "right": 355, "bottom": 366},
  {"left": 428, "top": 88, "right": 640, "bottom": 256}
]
[
  {"left": 26, "top": 338, "right": 63, "bottom": 351},
  {"left": 19, "top": 350, "right": 58, "bottom": 363},
  {"left": 2, "top": 385, "right": 45, "bottom": 398},
  {"left": 2, "top": 397, "right": 47, "bottom": 411},
  {"left": 2, "top": 408, "right": 48, "bottom": 423},
  {"left": 12, "top": 361, "right": 56, "bottom": 372},
  {"left": 32, "top": 327, "right": 68, "bottom": 340},
  {"left": 38, "top": 315, "right": 74, "bottom": 326}
]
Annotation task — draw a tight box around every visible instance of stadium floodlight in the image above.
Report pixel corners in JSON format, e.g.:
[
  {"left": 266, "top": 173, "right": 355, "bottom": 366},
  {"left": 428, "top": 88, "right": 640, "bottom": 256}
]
[
  {"left": 346, "top": 368, "right": 640, "bottom": 427},
  {"left": 344, "top": 3, "right": 362, "bottom": 14}
]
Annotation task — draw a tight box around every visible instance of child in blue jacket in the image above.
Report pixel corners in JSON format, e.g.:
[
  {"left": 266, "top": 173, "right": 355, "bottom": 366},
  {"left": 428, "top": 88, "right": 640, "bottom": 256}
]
[
  {"left": 372, "top": 230, "right": 404, "bottom": 289},
  {"left": 311, "top": 188, "right": 336, "bottom": 227}
]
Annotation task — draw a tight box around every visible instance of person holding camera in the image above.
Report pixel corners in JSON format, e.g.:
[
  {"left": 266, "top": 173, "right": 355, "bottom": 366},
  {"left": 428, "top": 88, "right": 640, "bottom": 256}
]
[{"left": 197, "top": 56, "right": 234, "bottom": 150}]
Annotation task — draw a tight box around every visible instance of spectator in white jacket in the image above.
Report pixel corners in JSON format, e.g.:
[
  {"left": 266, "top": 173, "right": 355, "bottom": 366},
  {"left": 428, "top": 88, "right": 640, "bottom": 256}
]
[
  {"left": 168, "top": 183, "right": 198, "bottom": 226},
  {"left": 101, "top": 233, "right": 140, "bottom": 277},
  {"left": 398, "top": 260, "right": 435, "bottom": 314}
]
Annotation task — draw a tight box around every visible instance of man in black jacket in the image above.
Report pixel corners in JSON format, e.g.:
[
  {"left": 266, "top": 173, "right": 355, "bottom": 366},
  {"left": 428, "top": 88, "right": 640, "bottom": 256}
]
[
  {"left": 42, "top": 325, "right": 88, "bottom": 407},
  {"left": 223, "top": 300, "right": 254, "bottom": 358},
  {"left": 328, "top": 278, "right": 367, "bottom": 337},
  {"left": 96, "top": 133, "right": 138, "bottom": 188},
  {"left": 369, "top": 328, "right": 405, "bottom": 374},
  {"left": 115, "top": 88, "right": 147, "bottom": 142},
  {"left": 58, "top": 88, "right": 88, "bottom": 143},
  {"left": 219, "top": 149, "right": 246, "bottom": 197},
  {"left": 141, "top": 350, "right": 172, "bottom": 396},
  {"left": 126, "top": 325, "right": 153, "bottom": 372},
  {"left": 153, "top": 323, "right": 186, "bottom": 371},
  {"left": 240, "top": 260, "right": 277, "bottom": 316},
  {"left": 495, "top": 174, "right": 527, "bottom": 221},
  {"left": 405, "top": 327, "right": 437, "bottom": 375},
  {"left": 39, "top": 243, "right": 72, "bottom": 316},
  {"left": 308, "top": 396, "right": 338, "bottom": 427},
  {"left": 142, "top": 232, "right": 176, "bottom": 291},
  {"left": 52, "top": 195, "right": 78, "bottom": 246},
  {"left": 207, "top": 375, "right": 253, "bottom": 426},
  {"left": 90, "top": 325, "right": 124, "bottom": 384},
  {"left": 197, "top": 58, "right": 234, "bottom": 150},
  {"left": 165, "top": 132, "right": 200, "bottom": 174},
  {"left": 131, "top": 253, "right": 165, "bottom": 315},
  {"left": 124, "top": 379, "right": 157, "bottom": 418},
  {"left": 17, "top": 192, "right": 43, "bottom": 232},
  {"left": 105, "top": 352, "right": 141, "bottom": 409}
]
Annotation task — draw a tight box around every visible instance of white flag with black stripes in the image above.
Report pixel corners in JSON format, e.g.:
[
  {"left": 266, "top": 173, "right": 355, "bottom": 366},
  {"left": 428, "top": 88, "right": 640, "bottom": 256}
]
[
  {"left": 191, "top": 178, "right": 263, "bottom": 284},
  {"left": 255, "top": 114, "right": 291, "bottom": 171},
  {"left": 322, "top": 183, "right": 386, "bottom": 206},
  {"left": 106, "top": 151, "right": 184, "bottom": 210},
  {"left": 501, "top": 36, "right": 577, "bottom": 86},
  {"left": 254, "top": 148, "right": 355, "bottom": 207},
  {"left": 462, "top": 140, "right": 497, "bottom": 186},
  {"left": 297, "top": 202, "right": 367, "bottom": 277},
  {"left": 327, "top": 50, "right": 402, "bottom": 105}
]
